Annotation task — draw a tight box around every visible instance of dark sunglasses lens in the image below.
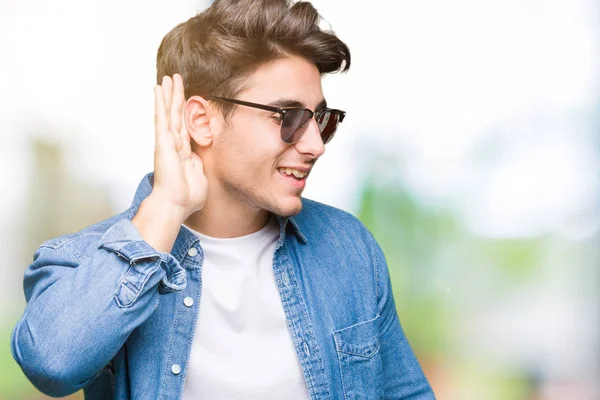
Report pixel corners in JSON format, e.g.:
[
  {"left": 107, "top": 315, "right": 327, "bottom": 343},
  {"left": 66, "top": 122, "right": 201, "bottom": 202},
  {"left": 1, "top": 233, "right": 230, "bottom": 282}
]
[
  {"left": 317, "top": 111, "right": 341, "bottom": 144},
  {"left": 281, "top": 109, "right": 313, "bottom": 143}
]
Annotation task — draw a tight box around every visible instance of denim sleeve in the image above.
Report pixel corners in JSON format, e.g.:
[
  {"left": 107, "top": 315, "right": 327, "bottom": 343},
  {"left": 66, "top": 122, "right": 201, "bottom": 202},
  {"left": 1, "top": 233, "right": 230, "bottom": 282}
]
[
  {"left": 368, "top": 234, "right": 436, "bottom": 399},
  {"left": 10, "top": 218, "right": 186, "bottom": 398}
]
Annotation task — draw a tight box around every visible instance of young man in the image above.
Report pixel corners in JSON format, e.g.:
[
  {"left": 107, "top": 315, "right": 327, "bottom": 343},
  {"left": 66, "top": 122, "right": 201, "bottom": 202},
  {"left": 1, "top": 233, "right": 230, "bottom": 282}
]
[{"left": 11, "top": 0, "right": 435, "bottom": 399}]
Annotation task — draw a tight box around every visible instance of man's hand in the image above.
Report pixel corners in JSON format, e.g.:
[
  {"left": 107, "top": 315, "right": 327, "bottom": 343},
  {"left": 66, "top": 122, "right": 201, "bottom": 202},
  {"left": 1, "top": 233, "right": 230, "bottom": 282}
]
[
  {"left": 132, "top": 74, "right": 208, "bottom": 253},
  {"left": 152, "top": 74, "right": 208, "bottom": 220}
]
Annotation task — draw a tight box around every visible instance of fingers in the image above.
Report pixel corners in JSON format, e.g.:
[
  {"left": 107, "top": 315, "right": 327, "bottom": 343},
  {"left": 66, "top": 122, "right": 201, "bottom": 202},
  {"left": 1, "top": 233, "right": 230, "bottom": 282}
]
[
  {"left": 156, "top": 74, "right": 187, "bottom": 155},
  {"left": 171, "top": 74, "right": 185, "bottom": 138},
  {"left": 178, "top": 108, "right": 192, "bottom": 159},
  {"left": 154, "top": 85, "right": 168, "bottom": 142},
  {"left": 162, "top": 76, "right": 173, "bottom": 119}
]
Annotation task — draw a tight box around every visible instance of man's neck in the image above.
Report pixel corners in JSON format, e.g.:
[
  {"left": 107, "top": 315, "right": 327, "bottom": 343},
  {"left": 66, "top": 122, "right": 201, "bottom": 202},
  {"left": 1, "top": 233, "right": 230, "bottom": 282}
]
[{"left": 183, "top": 196, "right": 271, "bottom": 239}]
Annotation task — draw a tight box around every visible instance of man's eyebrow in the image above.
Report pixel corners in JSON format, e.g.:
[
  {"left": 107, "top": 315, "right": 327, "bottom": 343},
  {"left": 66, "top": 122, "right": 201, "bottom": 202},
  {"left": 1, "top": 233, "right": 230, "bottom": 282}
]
[
  {"left": 268, "top": 98, "right": 328, "bottom": 110},
  {"left": 268, "top": 98, "right": 304, "bottom": 108},
  {"left": 315, "top": 99, "right": 327, "bottom": 111}
]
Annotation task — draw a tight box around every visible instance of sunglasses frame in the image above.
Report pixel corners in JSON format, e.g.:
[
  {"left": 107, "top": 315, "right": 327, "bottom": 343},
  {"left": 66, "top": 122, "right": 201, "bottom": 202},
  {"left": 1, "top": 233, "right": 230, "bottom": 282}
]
[{"left": 206, "top": 96, "right": 346, "bottom": 144}]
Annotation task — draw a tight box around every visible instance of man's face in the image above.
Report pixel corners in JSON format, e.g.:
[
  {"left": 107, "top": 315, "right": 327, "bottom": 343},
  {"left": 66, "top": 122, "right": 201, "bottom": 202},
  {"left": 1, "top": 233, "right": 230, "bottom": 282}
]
[{"left": 209, "top": 55, "right": 326, "bottom": 217}]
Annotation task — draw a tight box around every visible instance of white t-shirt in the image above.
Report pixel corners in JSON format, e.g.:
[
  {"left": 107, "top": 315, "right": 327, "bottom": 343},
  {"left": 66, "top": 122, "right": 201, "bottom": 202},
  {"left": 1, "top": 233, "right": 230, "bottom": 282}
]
[{"left": 181, "top": 216, "right": 311, "bottom": 400}]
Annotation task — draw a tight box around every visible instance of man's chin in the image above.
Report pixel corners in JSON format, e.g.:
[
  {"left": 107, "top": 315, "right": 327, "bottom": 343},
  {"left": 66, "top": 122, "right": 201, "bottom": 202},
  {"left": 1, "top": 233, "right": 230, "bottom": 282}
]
[{"left": 272, "top": 197, "right": 303, "bottom": 217}]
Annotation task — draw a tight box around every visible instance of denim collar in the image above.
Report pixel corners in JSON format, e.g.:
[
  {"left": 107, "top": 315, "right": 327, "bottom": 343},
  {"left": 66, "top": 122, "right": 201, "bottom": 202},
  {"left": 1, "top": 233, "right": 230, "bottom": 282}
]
[{"left": 126, "top": 172, "right": 308, "bottom": 260}]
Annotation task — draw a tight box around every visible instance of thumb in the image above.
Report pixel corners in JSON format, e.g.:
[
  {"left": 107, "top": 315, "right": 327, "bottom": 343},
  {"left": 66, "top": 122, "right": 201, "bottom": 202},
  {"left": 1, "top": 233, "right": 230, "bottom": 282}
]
[{"left": 190, "top": 152, "right": 204, "bottom": 173}]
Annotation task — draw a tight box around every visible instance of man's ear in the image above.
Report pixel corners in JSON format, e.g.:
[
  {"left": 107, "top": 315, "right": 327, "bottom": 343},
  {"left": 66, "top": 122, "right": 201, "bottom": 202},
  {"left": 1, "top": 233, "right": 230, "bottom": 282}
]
[{"left": 185, "top": 95, "right": 216, "bottom": 147}]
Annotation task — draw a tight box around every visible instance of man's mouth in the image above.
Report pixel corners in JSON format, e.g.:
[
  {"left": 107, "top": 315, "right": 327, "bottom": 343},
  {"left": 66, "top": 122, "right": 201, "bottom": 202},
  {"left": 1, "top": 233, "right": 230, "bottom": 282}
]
[{"left": 277, "top": 167, "right": 308, "bottom": 180}]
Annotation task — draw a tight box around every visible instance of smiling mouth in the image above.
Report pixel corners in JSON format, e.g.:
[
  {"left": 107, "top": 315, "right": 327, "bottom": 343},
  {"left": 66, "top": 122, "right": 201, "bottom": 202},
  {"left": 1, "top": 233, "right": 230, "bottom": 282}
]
[{"left": 277, "top": 167, "right": 308, "bottom": 180}]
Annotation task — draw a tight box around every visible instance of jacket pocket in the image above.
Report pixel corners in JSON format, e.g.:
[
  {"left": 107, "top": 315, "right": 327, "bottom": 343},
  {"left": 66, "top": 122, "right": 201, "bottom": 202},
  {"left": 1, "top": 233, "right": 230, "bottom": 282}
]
[{"left": 333, "top": 314, "right": 383, "bottom": 399}]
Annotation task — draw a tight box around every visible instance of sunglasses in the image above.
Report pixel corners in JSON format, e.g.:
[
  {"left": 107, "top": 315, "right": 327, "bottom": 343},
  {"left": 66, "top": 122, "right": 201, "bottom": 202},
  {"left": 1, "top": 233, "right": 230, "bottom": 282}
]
[{"left": 206, "top": 96, "right": 346, "bottom": 145}]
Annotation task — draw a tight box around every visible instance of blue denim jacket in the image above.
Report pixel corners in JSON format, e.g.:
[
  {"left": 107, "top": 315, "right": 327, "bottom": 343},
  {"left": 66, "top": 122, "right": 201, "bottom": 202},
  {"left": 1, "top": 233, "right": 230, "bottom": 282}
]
[{"left": 11, "top": 172, "right": 435, "bottom": 399}]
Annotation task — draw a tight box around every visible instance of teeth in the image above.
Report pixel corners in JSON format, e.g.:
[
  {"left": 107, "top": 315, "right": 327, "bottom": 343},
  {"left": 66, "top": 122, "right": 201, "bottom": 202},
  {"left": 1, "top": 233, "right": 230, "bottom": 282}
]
[
  {"left": 292, "top": 170, "right": 306, "bottom": 178},
  {"left": 278, "top": 168, "right": 307, "bottom": 179}
]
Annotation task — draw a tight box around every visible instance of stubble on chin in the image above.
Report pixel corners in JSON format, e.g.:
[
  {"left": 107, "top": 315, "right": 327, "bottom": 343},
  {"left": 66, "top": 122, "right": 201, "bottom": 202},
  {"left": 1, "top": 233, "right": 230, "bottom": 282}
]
[{"left": 274, "top": 197, "right": 304, "bottom": 217}]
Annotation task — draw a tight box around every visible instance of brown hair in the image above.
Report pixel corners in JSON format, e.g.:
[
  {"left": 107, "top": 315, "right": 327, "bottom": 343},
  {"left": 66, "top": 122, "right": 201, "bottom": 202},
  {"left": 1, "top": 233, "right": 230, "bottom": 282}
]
[{"left": 156, "top": 0, "right": 350, "bottom": 118}]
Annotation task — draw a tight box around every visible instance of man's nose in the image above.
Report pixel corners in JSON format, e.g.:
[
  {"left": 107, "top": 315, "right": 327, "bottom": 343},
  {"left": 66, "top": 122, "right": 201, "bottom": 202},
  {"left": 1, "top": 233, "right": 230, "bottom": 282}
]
[{"left": 294, "top": 119, "right": 325, "bottom": 158}]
